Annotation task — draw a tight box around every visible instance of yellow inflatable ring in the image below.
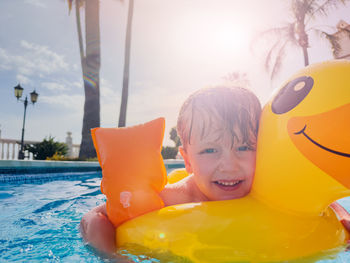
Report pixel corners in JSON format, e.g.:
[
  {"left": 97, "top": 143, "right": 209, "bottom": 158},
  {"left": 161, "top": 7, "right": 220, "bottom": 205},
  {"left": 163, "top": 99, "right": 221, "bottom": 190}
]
[{"left": 167, "top": 168, "right": 188, "bottom": 184}]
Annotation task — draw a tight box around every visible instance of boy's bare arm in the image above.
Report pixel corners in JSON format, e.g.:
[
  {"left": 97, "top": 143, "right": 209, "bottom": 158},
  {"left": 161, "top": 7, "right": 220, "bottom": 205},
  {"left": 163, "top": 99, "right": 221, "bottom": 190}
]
[
  {"left": 79, "top": 176, "right": 198, "bottom": 254},
  {"left": 80, "top": 203, "right": 116, "bottom": 254},
  {"left": 160, "top": 175, "right": 208, "bottom": 206},
  {"left": 330, "top": 202, "right": 350, "bottom": 235}
]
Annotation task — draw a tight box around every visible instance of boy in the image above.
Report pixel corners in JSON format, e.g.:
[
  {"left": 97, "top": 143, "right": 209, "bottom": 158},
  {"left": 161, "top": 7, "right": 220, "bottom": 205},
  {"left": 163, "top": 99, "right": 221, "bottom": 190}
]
[{"left": 80, "top": 85, "right": 261, "bottom": 253}]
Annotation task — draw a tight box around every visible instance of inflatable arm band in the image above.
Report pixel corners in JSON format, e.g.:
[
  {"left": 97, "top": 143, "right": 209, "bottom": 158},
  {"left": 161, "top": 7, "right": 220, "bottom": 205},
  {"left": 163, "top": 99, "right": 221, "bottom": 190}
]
[{"left": 91, "top": 117, "right": 167, "bottom": 227}]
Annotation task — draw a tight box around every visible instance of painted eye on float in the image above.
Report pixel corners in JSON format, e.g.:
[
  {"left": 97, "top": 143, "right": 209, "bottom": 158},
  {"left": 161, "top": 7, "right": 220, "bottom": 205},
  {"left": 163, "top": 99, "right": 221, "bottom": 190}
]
[{"left": 271, "top": 76, "right": 314, "bottom": 114}]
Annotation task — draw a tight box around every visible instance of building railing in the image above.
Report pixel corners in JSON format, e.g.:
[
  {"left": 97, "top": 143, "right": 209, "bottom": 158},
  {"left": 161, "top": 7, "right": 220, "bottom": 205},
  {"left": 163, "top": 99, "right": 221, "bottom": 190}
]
[{"left": 0, "top": 132, "right": 80, "bottom": 160}]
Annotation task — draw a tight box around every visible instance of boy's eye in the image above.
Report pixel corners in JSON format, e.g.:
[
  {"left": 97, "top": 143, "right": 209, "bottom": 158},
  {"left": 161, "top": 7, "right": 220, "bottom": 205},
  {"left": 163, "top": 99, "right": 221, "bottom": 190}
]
[
  {"left": 200, "top": 148, "right": 217, "bottom": 154},
  {"left": 237, "top": 146, "right": 249, "bottom": 152}
]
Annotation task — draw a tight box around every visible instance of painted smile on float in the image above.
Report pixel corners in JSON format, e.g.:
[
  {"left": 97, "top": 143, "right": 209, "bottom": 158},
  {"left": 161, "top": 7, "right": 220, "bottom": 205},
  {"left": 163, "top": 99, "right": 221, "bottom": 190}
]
[
  {"left": 287, "top": 103, "right": 350, "bottom": 188},
  {"left": 294, "top": 124, "right": 350, "bottom": 158}
]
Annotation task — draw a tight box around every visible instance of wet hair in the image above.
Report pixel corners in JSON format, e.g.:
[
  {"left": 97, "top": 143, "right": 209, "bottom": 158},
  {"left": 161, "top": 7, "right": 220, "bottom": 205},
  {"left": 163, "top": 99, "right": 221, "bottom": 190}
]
[{"left": 177, "top": 86, "right": 262, "bottom": 150}]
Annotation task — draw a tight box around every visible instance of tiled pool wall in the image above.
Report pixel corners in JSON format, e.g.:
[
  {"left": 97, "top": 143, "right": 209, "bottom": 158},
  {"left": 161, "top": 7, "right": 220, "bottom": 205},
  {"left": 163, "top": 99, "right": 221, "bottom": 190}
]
[
  {"left": 0, "top": 159, "right": 185, "bottom": 183},
  {"left": 163, "top": 159, "right": 186, "bottom": 172}
]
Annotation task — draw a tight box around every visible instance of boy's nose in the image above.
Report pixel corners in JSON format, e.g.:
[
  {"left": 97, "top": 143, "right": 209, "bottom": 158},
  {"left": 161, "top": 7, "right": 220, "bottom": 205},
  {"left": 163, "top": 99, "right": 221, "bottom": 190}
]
[{"left": 218, "top": 151, "right": 238, "bottom": 172}]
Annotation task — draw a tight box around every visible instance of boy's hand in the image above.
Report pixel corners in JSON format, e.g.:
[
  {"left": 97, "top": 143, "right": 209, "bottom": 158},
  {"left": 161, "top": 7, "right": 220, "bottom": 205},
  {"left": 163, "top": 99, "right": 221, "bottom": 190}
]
[
  {"left": 80, "top": 203, "right": 116, "bottom": 254},
  {"left": 330, "top": 202, "right": 350, "bottom": 237}
]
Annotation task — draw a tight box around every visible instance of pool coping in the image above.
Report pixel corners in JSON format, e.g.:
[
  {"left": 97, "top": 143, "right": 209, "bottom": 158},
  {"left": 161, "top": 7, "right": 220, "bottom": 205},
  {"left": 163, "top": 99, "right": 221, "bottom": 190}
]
[
  {"left": 0, "top": 160, "right": 101, "bottom": 175},
  {"left": 0, "top": 159, "right": 185, "bottom": 176},
  {"left": 0, "top": 160, "right": 100, "bottom": 167}
]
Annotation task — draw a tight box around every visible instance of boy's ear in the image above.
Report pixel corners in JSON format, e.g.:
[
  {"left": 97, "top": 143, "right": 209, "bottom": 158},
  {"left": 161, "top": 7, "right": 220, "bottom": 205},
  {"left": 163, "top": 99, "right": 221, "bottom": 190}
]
[{"left": 179, "top": 146, "right": 193, "bottom": 174}]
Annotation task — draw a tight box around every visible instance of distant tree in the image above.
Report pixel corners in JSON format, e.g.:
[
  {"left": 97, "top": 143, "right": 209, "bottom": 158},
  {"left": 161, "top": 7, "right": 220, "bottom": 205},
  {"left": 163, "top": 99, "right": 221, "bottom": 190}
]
[
  {"left": 222, "top": 71, "right": 250, "bottom": 87},
  {"left": 169, "top": 127, "right": 181, "bottom": 147},
  {"left": 322, "top": 21, "right": 350, "bottom": 58},
  {"left": 25, "top": 137, "right": 68, "bottom": 160},
  {"left": 68, "top": 0, "right": 101, "bottom": 158},
  {"left": 255, "top": 0, "right": 349, "bottom": 80},
  {"left": 118, "top": 0, "right": 135, "bottom": 127},
  {"left": 162, "top": 127, "right": 181, "bottom": 159}
]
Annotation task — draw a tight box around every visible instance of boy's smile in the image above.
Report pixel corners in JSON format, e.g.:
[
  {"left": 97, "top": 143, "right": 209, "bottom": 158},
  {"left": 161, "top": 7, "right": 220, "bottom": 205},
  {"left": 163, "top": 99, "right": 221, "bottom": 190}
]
[{"left": 214, "top": 179, "right": 244, "bottom": 190}]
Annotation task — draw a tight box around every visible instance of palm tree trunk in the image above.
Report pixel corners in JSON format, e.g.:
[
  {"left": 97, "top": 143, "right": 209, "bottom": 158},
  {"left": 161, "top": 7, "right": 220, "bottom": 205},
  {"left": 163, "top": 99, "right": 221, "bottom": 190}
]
[
  {"left": 296, "top": 18, "right": 309, "bottom": 67},
  {"left": 302, "top": 46, "right": 309, "bottom": 66},
  {"left": 75, "top": 0, "right": 85, "bottom": 67},
  {"left": 118, "top": 0, "right": 134, "bottom": 127},
  {"left": 79, "top": 0, "right": 101, "bottom": 159}
]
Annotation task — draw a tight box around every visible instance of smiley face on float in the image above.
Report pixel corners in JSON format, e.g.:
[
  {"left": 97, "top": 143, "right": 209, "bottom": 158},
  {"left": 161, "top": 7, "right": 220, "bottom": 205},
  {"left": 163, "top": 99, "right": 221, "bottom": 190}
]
[{"left": 252, "top": 60, "right": 350, "bottom": 215}]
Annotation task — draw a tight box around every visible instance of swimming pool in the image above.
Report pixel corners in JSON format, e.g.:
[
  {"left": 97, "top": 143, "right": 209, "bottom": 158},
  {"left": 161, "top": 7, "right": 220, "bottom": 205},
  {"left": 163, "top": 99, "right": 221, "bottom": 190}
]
[{"left": 1, "top": 169, "right": 350, "bottom": 262}]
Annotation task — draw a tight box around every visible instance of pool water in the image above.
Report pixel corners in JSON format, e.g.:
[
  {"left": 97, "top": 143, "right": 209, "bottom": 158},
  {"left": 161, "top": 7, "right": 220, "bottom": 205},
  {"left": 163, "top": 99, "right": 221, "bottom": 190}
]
[
  {"left": 0, "top": 172, "right": 161, "bottom": 262},
  {"left": 1, "top": 172, "right": 350, "bottom": 263}
]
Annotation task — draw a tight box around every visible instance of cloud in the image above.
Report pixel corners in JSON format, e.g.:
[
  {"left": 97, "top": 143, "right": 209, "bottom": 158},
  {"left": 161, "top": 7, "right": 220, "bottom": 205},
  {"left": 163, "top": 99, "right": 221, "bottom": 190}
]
[
  {"left": 98, "top": 79, "right": 175, "bottom": 128},
  {"left": 0, "top": 48, "right": 12, "bottom": 70},
  {"left": 16, "top": 74, "right": 30, "bottom": 85},
  {"left": 42, "top": 82, "right": 69, "bottom": 92},
  {"left": 129, "top": 81, "right": 184, "bottom": 114},
  {"left": 72, "top": 64, "right": 80, "bottom": 71},
  {"left": 20, "top": 40, "right": 69, "bottom": 73},
  {"left": 100, "top": 78, "right": 118, "bottom": 103},
  {"left": 72, "top": 81, "right": 82, "bottom": 89},
  {"left": 0, "top": 41, "right": 69, "bottom": 77},
  {"left": 24, "top": 0, "right": 46, "bottom": 8},
  {"left": 40, "top": 94, "right": 84, "bottom": 111},
  {"left": 99, "top": 78, "right": 120, "bottom": 126}
]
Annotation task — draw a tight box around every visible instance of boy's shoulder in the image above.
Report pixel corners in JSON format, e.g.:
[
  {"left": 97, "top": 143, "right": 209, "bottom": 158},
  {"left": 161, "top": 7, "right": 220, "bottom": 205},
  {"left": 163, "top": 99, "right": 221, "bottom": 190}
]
[{"left": 160, "top": 175, "right": 208, "bottom": 206}]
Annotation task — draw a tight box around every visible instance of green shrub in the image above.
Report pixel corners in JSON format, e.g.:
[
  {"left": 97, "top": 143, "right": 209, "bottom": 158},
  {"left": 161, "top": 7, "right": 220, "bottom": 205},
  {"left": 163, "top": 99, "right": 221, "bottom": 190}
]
[
  {"left": 161, "top": 127, "right": 182, "bottom": 159},
  {"left": 161, "top": 146, "right": 178, "bottom": 159},
  {"left": 25, "top": 136, "right": 68, "bottom": 160},
  {"left": 170, "top": 127, "right": 181, "bottom": 147},
  {"left": 46, "top": 154, "right": 97, "bottom": 161}
]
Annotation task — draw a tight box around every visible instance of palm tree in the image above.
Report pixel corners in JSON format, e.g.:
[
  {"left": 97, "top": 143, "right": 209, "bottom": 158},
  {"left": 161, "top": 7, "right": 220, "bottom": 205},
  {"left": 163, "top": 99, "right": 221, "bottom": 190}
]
[
  {"left": 68, "top": 0, "right": 101, "bottom": 158},
  {"left": 322, "top": 20, "right": 350, "bottom": 59},
  {"left": 256, "top": 0, "right": 348, "bottom": 80},
  {"left": 118, "top": 0, "right": 134, "bottom": 127},
  {"left": 222, "top": 71, "right": 250, "bottom": 87}
]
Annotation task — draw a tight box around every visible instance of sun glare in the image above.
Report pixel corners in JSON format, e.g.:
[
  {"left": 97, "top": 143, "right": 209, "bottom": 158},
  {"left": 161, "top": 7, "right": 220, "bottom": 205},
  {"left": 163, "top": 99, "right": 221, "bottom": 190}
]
[
  {"left": 167, "top": 8, "right": 254, "bottom": 64},
  {"left": 209, "top": 25, "right": 250, "bottom": 53}
]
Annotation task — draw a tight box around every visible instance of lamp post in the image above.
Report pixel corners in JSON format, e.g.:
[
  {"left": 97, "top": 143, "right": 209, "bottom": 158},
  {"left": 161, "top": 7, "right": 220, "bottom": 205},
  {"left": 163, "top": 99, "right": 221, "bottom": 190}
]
[{"left": 14, "top": 84, "right": 39, "bottom": 160}]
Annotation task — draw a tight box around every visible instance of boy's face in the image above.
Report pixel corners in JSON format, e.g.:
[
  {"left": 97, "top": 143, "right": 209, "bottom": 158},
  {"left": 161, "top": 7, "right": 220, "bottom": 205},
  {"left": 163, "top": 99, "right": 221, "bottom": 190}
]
[{"left": 180, "top": 120, "right": 256, "bottom": 201}]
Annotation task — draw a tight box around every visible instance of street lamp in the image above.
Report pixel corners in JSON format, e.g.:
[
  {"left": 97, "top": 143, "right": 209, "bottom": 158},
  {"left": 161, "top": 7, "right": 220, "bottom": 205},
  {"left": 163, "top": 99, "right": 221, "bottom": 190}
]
[{"left": 14, "top": 84, "right": 39, "bottom": 160}]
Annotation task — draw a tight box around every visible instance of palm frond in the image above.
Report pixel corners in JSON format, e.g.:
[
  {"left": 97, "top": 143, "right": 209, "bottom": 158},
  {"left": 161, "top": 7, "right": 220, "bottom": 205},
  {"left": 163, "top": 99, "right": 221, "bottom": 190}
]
[
  {"left": 292, "top": 0, "right": 314, "bottom": 21},
  {"left": 344, "top": 28, "right": 350, "bottom": 38},
  {"left": 303, "top": 0, "right": 319, "bottom": 17},
  {"left": 324, "top": 31, "right": 342, "bottom": 56},
  {"left": 256, "top": 25, "right": 292, "bottom": 39},
  {"left": 264, "top": 40, "right": 283, "bottom": 72},
  {"left": 254, "top": 22, "right": 298, "bottom": 80},
  {"left": 67, "top": 0, "right": 73, "bottom": 14},
  {"left": 270, "top": 41, "right": 289, "bottom": 80},
  {"left": 67, "top": 0, "right": 85, "bottom": 15},
  {"left": 78, "top": 0, "right": 85, "bottom": 9},
  {"left": 307, "top": 0, "right": 348, "bottom": 22},
  {"left": 250, "top": 24, "right": 291, "bottom": 56}
]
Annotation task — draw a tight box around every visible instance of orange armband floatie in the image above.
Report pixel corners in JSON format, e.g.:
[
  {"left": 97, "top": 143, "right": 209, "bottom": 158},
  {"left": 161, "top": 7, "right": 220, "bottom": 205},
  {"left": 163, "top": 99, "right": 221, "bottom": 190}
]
[{"left": 91, "top": 118, "right": 167, "bottom": 227}]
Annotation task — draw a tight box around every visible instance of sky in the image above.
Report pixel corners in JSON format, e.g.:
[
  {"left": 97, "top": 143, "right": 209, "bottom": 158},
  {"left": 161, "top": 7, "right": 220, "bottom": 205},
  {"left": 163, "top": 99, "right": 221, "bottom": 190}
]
[{"left": 0, "top": 0, "right": 349, "bottom": 148}]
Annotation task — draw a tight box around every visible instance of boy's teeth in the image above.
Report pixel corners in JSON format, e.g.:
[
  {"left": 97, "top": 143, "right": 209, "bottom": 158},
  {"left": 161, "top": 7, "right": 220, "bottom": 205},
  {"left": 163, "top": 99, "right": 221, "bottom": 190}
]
[{"left": 216, "top": 180, "right": 240, "bottom": 186}]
